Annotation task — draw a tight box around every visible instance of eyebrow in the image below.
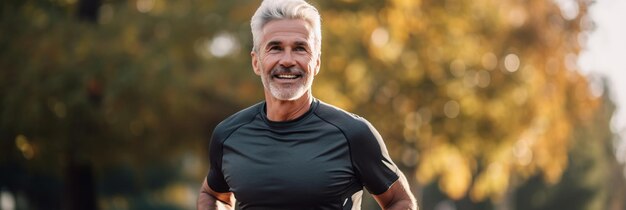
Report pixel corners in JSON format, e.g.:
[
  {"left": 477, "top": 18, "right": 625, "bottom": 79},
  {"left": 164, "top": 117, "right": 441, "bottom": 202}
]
[
  {"left": 265, "top": 40, "right": 310, "bottom": 48},
  {"left": 294, "top": 41, "right": 309, "bottom": 47},
  {"left": 266, "top": 41, "right": 281, "bottom": 47}
]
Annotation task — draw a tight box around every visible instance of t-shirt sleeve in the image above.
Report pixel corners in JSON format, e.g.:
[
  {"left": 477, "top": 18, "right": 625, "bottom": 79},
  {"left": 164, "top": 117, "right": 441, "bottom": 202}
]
[
  {"left": 349, "top": 119, "right": 400, "bottom": 195},
  {"left": 206, "top": 129, "right": 230, "bottom": 192},
  {"left": 205, "top": 102, "right": 261, "bottom": 193}
]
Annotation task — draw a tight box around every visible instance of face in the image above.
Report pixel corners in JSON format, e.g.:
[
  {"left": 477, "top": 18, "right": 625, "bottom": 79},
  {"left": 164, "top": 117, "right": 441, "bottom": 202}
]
[{"left": 251, "top": 19, "right": 320, "bottom": 101}]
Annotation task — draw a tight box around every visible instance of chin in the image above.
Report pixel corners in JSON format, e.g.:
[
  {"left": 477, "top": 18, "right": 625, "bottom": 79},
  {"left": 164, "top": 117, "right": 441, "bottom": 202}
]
[
  {"left": 270, "top": 88, "right": 308, "bottom": 101},
  {"left": 271, "top": 93, "right": 304, "bottom": 101}
]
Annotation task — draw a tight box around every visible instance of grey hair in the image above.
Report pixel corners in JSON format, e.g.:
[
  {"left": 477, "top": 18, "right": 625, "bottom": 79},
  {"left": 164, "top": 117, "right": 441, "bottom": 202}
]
[{"left": 250, "top": 0, "right": 322, "bottom": 54}]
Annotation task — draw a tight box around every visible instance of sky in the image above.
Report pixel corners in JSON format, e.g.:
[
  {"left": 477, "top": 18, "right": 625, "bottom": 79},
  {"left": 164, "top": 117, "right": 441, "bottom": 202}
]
[{"left": 577, "top": 0, "right": 626, "bottom": 162}]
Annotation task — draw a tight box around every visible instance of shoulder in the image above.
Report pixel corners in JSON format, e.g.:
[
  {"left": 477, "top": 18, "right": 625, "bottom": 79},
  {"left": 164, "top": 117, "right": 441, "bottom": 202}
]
[
  {"left": 212, "top": 101, "right": 263, "bottom": 141},
  {"left": 314, "top": 100, "right": 377, "bottom": 140}
]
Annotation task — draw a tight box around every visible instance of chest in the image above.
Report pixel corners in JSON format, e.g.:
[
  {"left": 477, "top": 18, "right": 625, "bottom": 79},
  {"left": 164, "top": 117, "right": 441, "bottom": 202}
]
[{"left": 221, "top": 124, "right": 356, "bottom": 205}]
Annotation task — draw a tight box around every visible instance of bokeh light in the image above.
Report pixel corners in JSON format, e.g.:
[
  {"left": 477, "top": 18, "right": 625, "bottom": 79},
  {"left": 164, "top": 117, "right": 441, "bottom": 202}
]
[
  {"left": 553, "top": 0, "right": 580, "bottom": 20},
  {"left": 450, "top": 59, "right": 466, "bottom": 78},
  {"left": 481, "top": 52, "right": 498, "bottom": 71},
  {"left": 136, "top": 0, "right": 155, "bottom": 13},
  {"left": 209, "top": 32, "right": 240, "bottom": 58},
  {"left": 15, "top": 135, "right": 34, "bottom": 160},
  {"left": 444, "top": 100, "right": 460, "bottom": 118},
  {"left": 0, "top": 189, "right": 15, "bottom": 210},
  {"left": 371, "top": 27, "right": 390, "bottom": 48},
  {"left": 504, "top": 53, "right": 520, "bottom": 72}
]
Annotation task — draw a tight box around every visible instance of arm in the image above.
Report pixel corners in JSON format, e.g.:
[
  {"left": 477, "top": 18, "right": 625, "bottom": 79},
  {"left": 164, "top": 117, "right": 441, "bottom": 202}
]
[
  {"left": 372, "top": 172, "right": 418, "bottom": 210},
  {"left": 197, "top": 177, "right": 235, "bottom": 210}
]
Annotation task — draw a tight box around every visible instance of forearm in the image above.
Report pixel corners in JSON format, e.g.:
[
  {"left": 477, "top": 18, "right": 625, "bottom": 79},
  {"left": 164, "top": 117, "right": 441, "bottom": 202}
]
[
  {"left": 197, "top": 178, "right": 234, "bottom": 210},
  {"left": 380, "top": 186, "right": 418, "bottom": 210},
  {"left": 197, "top": 191, "right": 233, "bottom": 210},
  {"left": 383, "top": 199, "right": 417, "bottom": 210},
  {"left": 197, "top": 191, "right": 218, "bottom": 210},
  {"left": 376, "top": 173, "right": 418, "bottom": 210},
  {"left": 386, "top": 173, "right": 418, "bottom": 210}
]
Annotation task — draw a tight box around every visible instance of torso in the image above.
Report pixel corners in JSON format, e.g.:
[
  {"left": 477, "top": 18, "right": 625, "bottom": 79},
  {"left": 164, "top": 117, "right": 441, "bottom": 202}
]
[{"left": 208, "top": 99, "right": 398, "bottom": 210}]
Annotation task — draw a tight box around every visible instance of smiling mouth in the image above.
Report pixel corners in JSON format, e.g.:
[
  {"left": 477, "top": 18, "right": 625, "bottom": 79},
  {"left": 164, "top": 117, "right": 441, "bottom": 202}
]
[{"left": 274, "top": 74, "right": 302, "bottom": 79}]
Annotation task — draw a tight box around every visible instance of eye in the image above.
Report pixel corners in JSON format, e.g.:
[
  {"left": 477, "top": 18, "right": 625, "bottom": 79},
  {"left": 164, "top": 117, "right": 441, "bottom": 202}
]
[
  {"left": 268, "top": 45, "right": 282, "bottom": 53},
  {"left": 294, "top": 46, "right": 307, "bottom": 51}
]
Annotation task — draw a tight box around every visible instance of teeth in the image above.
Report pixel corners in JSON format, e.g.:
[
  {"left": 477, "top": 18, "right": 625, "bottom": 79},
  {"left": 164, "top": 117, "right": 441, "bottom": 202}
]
[{"left": 276, "top": 74, "right": 298, "bottom": 79}]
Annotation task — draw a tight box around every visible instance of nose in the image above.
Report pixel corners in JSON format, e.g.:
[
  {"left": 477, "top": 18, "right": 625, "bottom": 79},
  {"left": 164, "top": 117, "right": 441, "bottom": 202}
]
[{"left": 278, "top": 49, "right": 296, "bottom": 68}]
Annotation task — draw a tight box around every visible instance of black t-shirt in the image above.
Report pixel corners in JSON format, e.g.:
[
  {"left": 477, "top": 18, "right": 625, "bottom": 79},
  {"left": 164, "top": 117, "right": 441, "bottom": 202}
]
[{"left": 207, "top": 99, "right": 400, "bottom": 210}]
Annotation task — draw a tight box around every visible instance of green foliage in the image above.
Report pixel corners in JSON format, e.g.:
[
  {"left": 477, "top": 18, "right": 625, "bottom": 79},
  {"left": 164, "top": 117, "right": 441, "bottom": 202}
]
[
  {"left": 0, "top": 0, "right": 258, "bottom": 208},
  {"left": 514, "top": 83, "right": 616, "bottom": 210}
]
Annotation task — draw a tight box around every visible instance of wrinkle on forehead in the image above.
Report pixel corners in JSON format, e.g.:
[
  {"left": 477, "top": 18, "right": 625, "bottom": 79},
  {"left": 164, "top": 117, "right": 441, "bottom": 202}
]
[{"left": 261, "top": 19, "right": 315, "bottom": 49}]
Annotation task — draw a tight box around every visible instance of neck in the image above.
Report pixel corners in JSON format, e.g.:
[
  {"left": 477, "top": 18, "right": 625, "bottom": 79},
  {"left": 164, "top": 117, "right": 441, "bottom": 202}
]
[{"left": 265, "top": 93, "right": 313, "bottom": 122}]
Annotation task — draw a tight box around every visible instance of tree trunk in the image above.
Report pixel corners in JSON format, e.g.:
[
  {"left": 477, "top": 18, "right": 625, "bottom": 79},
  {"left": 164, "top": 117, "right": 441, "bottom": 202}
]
[
  {"left": 64, "top": 153, "right": 97, "bottom": 210},
  {"left": 77, "top": 0, "right": 102, "bottom": 22}
]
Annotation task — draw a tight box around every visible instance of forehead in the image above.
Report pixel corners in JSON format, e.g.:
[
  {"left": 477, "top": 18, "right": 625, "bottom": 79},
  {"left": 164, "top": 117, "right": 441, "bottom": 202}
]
[{"left": 261, "top": 19, "right": 314, "bottom": 45}]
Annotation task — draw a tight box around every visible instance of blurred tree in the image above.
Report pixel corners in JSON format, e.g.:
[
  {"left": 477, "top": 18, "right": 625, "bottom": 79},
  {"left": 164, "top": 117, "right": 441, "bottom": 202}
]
[
  {"left": 313, "top": 0, "right": 604, "bottom": 207},
  {"left": 0, "top": 0, "right": 259, "bottom": 209},
  {"left": 514, "top": 79, "right": 617, "bottom": 210},
  {"left": 0, "top": 0, "right": 621, "bottom": 209}
]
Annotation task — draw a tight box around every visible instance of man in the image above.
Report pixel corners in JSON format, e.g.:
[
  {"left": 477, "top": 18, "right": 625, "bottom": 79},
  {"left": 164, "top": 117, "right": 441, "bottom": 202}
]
[{"left": 197, "top": 0, "right": 417, "bottom": 209}]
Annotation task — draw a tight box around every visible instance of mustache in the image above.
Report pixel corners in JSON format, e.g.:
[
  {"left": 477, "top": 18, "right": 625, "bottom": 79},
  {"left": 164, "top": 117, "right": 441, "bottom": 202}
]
[{"left": 271, "top": 66, "right": 305, "bottom": 75}]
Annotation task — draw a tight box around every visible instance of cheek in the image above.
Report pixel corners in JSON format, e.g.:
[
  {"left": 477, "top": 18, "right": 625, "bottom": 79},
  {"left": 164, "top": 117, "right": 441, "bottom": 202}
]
[
  {"left": 307, "top": 61, "right": 318, "bottom": 72},
  {"left": 262, "top": 56, "right": 278, "bottom": 71},
  {"left": 296, "top": 57, "right": 315, "bottom": 70}
]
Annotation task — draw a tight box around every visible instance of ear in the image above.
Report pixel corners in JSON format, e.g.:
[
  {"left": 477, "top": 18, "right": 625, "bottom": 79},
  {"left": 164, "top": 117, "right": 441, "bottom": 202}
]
[
  {"left": 251, "top": 51, "right": 261, "bottom": 76},
  {"left": 313, "top": 53, "right": 321, "bottom": 76}
]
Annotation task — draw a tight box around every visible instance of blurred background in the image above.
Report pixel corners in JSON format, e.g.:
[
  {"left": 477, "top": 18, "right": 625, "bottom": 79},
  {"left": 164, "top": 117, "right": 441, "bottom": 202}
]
[{"left": 1, "top": 0, "right": 624, "bottom": 209}]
